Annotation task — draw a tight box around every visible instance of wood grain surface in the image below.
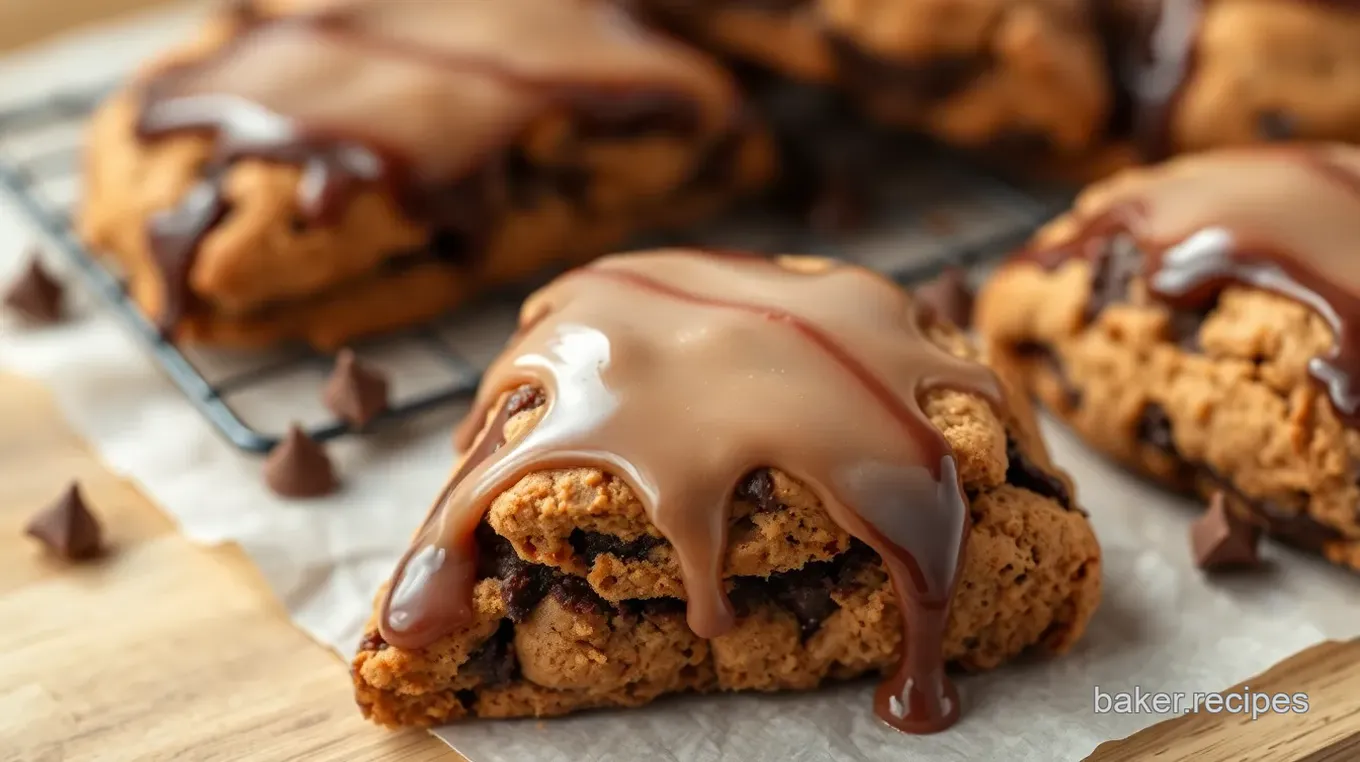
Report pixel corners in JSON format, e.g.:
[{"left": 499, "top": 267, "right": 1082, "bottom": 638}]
[
  {"left": 0, "top": 0, "right": 177, "bottom": 52},
  {"left": 0, "top": 374, "right": 461, "bottom": 762}
]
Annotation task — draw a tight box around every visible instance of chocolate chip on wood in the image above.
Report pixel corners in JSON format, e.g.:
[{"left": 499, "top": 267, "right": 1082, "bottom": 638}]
[{"left": 25, "top": 483, "right": 103, "bottom": 560}]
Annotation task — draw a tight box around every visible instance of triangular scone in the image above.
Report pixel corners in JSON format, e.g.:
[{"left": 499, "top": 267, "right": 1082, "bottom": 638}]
[
  {"left": 79, "top": 0, "right": 770, "bottom": 348},
  {"left": 354, "top": 251, "right": 1101, "bottom": 729}
]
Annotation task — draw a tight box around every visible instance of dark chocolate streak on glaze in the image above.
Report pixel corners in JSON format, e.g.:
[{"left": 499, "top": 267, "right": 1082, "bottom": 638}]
[
  {"left": 1017, "top": 150, "right": 1360, "bottom": 428},
  {"left": 377, "top": 253, "right": 1005, "bottom": 734},
  {"left": 135, "top": 7, "right": 719, "bottom": 335}
]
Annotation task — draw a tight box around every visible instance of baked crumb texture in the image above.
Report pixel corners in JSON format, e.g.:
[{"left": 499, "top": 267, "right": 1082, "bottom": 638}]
[
  {"left": 976, "top": 159, "right": 1360, "bottom": 572},
  {"left": 352, "top": 320, "right": 1100, "bottom": 727}
]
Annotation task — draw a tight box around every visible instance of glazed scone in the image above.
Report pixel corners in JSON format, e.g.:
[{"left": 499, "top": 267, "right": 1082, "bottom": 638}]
[
  {"left": 976, "top": 144, "right": 1360, "bottom": 571},
  {"left": 354, "top": 250, "right": 1101, "bottom": 730},
  {"left": 1106, "top": 0, "right": 1360, "bottom": 158},
  {"left": 79, "top": 0, "right": 771, "bottom": 348},
  {"left": 634, "top": 0, "right": 1111, "bottom": 155}
]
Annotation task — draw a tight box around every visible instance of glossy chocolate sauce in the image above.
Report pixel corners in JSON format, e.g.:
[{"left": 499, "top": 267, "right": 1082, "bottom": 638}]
[
  {"left": 1019, "top": 145, "right": 1360, "bottom": 427},
  {"left": 378, "top": 250, "right": 1005, "bottom": 734},
  {"left": 134, "top": 0, "right": 736, "bottom": 333}
]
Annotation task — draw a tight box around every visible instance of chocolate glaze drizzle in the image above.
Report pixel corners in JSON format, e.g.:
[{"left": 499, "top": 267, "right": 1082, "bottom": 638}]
[
  {"left": 378, "top": 250, "right": 1004, "bottom": 734},
  {"left": 1019, "top": 145, "right": 1360, "bottom": 427},
  {"left": 134, "top": 0, "right": 736, "bottom": 333}
]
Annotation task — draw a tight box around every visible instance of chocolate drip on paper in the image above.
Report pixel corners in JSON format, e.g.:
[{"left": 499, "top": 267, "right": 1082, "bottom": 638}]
[
  {"left": 1018, "top": 145, "right": 1360, "bottom": 427},
  {"left": 134, "top": 0, "right": 735, "bottom": 333},
  {"left": 378, "top": 250, "right": 1005, "bottom": 734}
]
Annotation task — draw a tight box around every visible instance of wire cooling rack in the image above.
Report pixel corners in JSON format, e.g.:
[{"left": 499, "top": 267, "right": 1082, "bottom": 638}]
[{"left": 0, "top": 84, "right": 1067, "bottom": 454}]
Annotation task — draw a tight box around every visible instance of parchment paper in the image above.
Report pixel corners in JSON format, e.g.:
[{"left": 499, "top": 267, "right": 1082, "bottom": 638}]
[{"left": 0, "top": 8, "right": 1355, "bottom": 762}]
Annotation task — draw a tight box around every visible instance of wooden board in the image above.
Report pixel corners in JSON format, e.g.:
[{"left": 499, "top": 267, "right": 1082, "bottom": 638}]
[
  {"left": 1, "top": 375, "right": 1357, "bottom": 762},
  {"left": 0, "top": 374, "right": 461, "bottom": 762},
  {"left": 0, "top": 0, "right": 176, "bottom": 52}
]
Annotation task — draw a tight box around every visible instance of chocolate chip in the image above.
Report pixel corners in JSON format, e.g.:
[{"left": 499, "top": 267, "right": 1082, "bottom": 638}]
[
  {"left": 505, "top": 384, "right": 546, "bottom": 417},
  {"left": 549, "top": 575, "right": 611, "bottom": 617},
  {"left": 1084, "top": 233, "right": 1143, "bottom": 324},
  {"left": 263, "top": 425, "right": 338, "bottom": 498},
  {"left": 735, "top": 469, "right": 782, "bottom": 513},
  {"left": 501, "top": 563, "right": 553, "bottom": 623},
  {"left": 1004, "top": 437, "right": 1073, "bottom": 510},
  {"left": 568, "top": 529, "right": 664, "bottom": 564},
  {"left": 1136, "top": 403, "right": 1178, "bottom": 456},
  {"left": 4, "top": 254, "right": 65, "bottom": 324},
  {"left": 1255, "top": 111, "right": 1297, "bottom": 142},
  {"left": 769, "top": 570, "right": 838, "bottom": 641},
  {"left": 358, "top": 632, "right": 388, "bottom": 652},
  {"left": 1014, "top": 342, "right": 1081, "bottom": 409},
  {"left": 460, "top": 620, "right": 518, "bottom": 685},
  {"left": 1210, "top": 479, "right": 1340, "bottom": 553},
  {"left": 24, "top": 482, "right": 103, "bottom": 560},
  {"left": 1168, "top": 308, "right": 1207, "bottom": 352},
  {"left": 1191, "top": 491, "right": 1262, "bottom": 570},
  {"left": 914, "top": 268, "right": 974, "bottom": 329},
  {"left": 322, "top": 349, "right": 390, "bottom": 428}
]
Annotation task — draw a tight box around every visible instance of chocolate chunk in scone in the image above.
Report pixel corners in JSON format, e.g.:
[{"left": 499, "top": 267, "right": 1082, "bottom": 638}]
[
  {"left": 634, "top": 0, "right": 1111, "bottom": 155},
  {"left": 1105, "top": 0, "right": 1360, "bottom": 158},
  {"left": 354, "top": 249, "right": 1101, "bottom": 732},
  {"left": 976, "top": 144, "right": 1360, "bottom": 572},
  {"left": 79, "top": 0, "right": 772, "bottom": 348}
]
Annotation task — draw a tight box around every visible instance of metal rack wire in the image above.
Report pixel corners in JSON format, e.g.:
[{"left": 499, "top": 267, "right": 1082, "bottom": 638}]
[{"left": 0, "top": 84, "right": 1065, "bottom": 454}]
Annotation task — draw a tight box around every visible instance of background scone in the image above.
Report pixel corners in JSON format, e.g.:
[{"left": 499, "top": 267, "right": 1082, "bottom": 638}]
[
  {"left": 976, "top": 144, "right": 1360, "bottom": 571},
  {"left": 79, "top": 0, "right": 771, "bottom": 348},
  {"left": 636, "top": 0, "right": 1111, "bottom": 156},
  {"left": 354, "top": 250, "right": 1101, "bottom": 729},
  {"left": 1106, "top": 0, "right": 1360, "bottom": 158}
]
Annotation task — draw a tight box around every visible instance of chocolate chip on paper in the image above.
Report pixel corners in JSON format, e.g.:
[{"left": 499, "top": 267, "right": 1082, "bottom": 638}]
[
  {"left": 1191, "top": 490, "right": 1263, "bottom": 570},
  {"left": 323, "top": 349, "right": 390, "bottom": 428},
  {"left": 264, "top": 425, "right": 338, "bottom": 498}
]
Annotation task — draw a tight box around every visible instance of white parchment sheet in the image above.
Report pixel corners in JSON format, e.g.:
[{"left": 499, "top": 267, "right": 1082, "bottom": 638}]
[{"left": 0, "top": 8, "right": 1354, "bottom": 761}]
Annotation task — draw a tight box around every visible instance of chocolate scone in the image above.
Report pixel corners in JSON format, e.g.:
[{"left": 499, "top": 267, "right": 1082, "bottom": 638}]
[
  {"left": 1106, "top": 0, "right": 1360, "bottom": 159},
  {"left": 975, "top": 144, "right": 1360, "bottom": 571},
  {"left": 634, "top": 0, "right": 1111, "bottom": 155},
  {"left": 354, "top": 250, "right": 1101, "bottom": 731},
  {"left": 79, "top": 0, "right": 772, "bottom": 348}
]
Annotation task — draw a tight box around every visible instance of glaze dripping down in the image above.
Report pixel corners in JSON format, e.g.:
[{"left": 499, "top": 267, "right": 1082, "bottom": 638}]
[
  {"left": 1019, "top": 145, "right": 1360, "bottom": 426},
  {"left": 378, "top": 250, "right": 1005, "bottom": 734},
  {"left": 133, "top": 0, "right": 735, "bottom": 333}
]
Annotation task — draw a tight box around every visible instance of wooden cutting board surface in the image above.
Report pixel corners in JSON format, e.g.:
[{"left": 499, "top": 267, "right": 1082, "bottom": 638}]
[{"left": 2, "top": 371, "right": 1357, "bottom": 761}]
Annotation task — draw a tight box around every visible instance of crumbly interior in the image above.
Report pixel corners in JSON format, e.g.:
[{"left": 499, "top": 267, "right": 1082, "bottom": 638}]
[
  {"left": 976, "top": 212, "right": 1360, "bottom": 571},
  {"left": 352, "top": 317, "right": 1102, "bottom": 727}
]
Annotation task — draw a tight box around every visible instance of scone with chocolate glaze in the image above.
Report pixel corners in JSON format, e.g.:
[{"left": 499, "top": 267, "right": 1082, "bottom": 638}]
[
  {"left": 79, "top": 0, "right": 771, "bottom": 348},
  {"left": 634, "top": 0, "right": 1111, "bottom": 155},
  {"left": 976, "top": 144, "right": 1360, "bottom": 571},
  {"left": 353, "top": 249, "right": 1101, "bottom": 731},
  {"left": 1108, "top": 0, "right": 1360, "bottom": 158}
]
